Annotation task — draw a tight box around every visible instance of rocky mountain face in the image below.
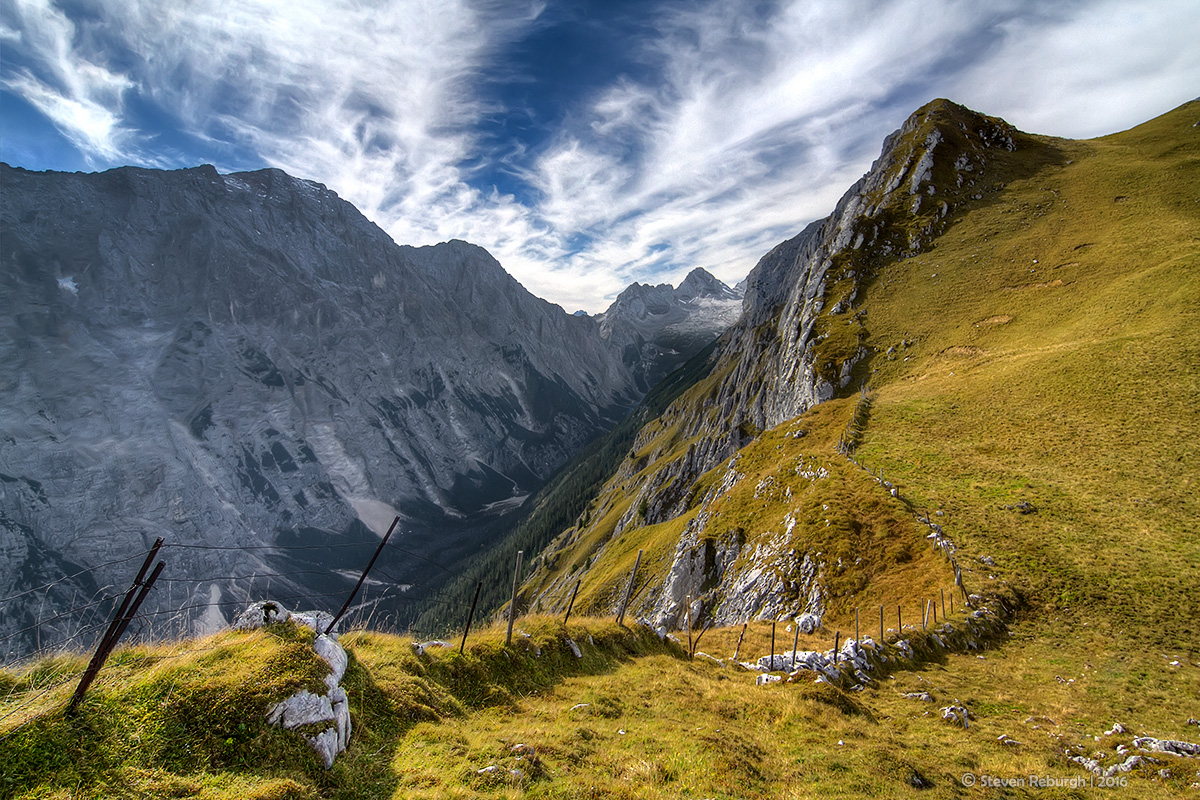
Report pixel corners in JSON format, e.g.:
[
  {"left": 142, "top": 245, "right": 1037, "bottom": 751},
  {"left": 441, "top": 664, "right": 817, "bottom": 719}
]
[
  {"left": 717, "top": 99, "right": 1022, "bottom": 435},
  {"left": 649, "top": 99, "right": 1027, "bottom": 496},
  {"left": 525, "top": 100, "right": 1038, "bottom": 631},
  {"left": 595, "top": 268, "right": 743, "bottom": 391},
  {"left": 0, "top": 163, "right": 649, "bottom": 658}
]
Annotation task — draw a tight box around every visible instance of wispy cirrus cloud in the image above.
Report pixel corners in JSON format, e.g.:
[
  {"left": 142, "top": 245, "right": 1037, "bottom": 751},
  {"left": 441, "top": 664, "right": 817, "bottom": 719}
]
[
  {"left": 1, "top": 0, "right": 134, "bottom": 161},
  {"left": 2, "top": 0, "right": 1197, "bottom": 313}
]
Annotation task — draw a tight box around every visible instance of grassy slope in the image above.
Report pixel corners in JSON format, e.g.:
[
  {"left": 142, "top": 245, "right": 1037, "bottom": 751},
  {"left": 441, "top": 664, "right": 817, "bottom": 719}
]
[{"left": 3, "top": 101, "right": 1198, "bottom": 798}]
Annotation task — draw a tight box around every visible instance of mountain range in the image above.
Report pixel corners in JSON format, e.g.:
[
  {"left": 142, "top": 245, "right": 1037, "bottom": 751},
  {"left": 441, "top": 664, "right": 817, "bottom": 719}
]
[
  {"left": 3, "top": 95, "right": 1198, "bottom": 797},
  {"left": 0, "top": 163, "right": 739, "bottom": 658}
]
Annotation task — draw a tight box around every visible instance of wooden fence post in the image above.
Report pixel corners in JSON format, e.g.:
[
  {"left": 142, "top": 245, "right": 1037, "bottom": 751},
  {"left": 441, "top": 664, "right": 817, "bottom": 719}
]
[
  {"left": 460, "top": 581, "right": 482, "bottom": 654},
  {"left": 615, "top": 550, "right": 643, "bottom": 627},
  {"left": 563, "top": 579, "right": 581, "bottom": 627},
  {"left": 941, "top": 588, "right": 946, "bottom": 619},
  {"left": 505, "top": 550, "right": 524, "bottom": 647},
  {"left": 325, "top": 516, "right": 399, "bottom": 635},
  {"left": 69, "top": 541, "right": 165, "bottom": 715},
  {"left": 833, "top": 631, "right": 840, "bottom": 664},
  {"left": 855, "top": 608, "right": 859, "bottom": 643},
  {"left": 733, "top": 622, "right": 747, "bottom": 662},
  {"left": 685, "top": 594, "right": 693, "bottom": 658},
  {"left": 791, "top": 619, "right": 800, "bottom": 669},
  {"left": 770, "top": 619, "right": 777, "bottom": 671},
  {"left": 879, "top": 605, "right": 884, "bottom": 642}
]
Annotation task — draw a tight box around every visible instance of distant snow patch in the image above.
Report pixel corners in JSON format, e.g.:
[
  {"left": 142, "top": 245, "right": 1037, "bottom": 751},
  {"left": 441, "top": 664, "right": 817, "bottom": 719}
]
[{"left": 57, "top": 276, "right": 79, "bottom": 295}]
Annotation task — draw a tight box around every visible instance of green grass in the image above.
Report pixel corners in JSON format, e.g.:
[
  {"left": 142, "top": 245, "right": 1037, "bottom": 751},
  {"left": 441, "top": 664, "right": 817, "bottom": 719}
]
[{"left": 5, "top": 100, "right": 1199, "bottom": 798}]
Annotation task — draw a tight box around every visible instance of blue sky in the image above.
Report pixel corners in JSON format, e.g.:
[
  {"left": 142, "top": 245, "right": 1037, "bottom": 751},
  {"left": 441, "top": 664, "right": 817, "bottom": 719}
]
[{"left": 2, "top": 0, "right": 1197, "bottom": 313}]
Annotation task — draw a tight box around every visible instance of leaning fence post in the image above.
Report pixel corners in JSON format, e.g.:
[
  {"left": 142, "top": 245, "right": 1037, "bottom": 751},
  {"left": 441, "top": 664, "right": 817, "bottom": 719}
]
[
  {"left": 941, "top": 588, "right": 947, "bottom": 619},
  {"left": 791, "top": 619, "right": 801, "bottom": 669},
  {"left": 685, "top": 594, "right": 693, "bottom": 658},
  {"left": 68, "top": 541, "right": 165, "bottom": 715},
  {"left": 733, "top": 622, "right": 747, "bottom": 662},
  {"left": 325, "top": 516, "right": 399, "bottom": 635},
  {"left": 833, "top": 630, "right": 840, "bottom": 664},
  {"left": 563, "top": 579, "right": 581, "bottom": 627},
  {"left": 505, "top": 550, "right": 524, "bottom": 647},
  {"left": 616, "top": 550, "right": 643, "bottom": 627},
  {"left": 460, "top": 581, "right": 482, "bottom": 654}
]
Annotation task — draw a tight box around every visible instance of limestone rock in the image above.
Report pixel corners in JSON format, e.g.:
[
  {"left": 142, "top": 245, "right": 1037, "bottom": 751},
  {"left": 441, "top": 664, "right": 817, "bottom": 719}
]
[
  {"left": 268, "top": 690, "right": 335, "bottom": 729},
  {"left": 233, "top": 601, "right": 292, "bottom": 630},
  {"left": 941, "top": 702, "right": 970, "bottom": 728}
]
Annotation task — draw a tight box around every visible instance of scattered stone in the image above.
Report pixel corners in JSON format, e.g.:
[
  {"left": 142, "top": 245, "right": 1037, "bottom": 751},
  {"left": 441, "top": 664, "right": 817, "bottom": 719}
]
[
  {"left": 477, "top": 765, "right": 500, "bottom": 775},
  {"left": 248, "top": 603, "right": 354, "bottom": 769},
  {"left": 1134, "top": 737, "right": 1200, "bottom": 757},
  {"left": 412, "top": 640, "right": 452, "bottom": 655},
  {"left": 308, "top": 728, "right": 341, "bottom": 771},
  {"left": 979, "top": 556, "right": 995, "bottom": 567},
  {"left": 1106, "top": 755, "right": 1145, "bottom": 776},
  {"left": 757, "top": 673, "right": 783, "bottom": 686},
  {"left": 941, "top": 701, "right": 970, "bottom": 728},
  {"left": 233, "top": 600, "right": 292, "bottom": 630},
  {"left": 904, "top": 691, "right": 935, "bottom": 702},
  {"left": 1105, "top": 722, "right": 1127, "bottom": 736},
  {"left": 290, "top": 610, "right": 337, "bottom": 634},
  {"left": 997, "top": 734, "right": 1021, "bottom": 747},
  {"left": 569, "top": 703, "right": 590, "bottom": 711},
  {"left": 564, "top": 636, "right": 582, "bottom": 658},
  {"left": 268, "top": 689, "right": 334, "bottom": 729},
  {"left": 1187, "top": 718, "right": 1200, "bottom": 728},
  {"left": 908, "top": 768, "right": 933, "bottom": 788}
]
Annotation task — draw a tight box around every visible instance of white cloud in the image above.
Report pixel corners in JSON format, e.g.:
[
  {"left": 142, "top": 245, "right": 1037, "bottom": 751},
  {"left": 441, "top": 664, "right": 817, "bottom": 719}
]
[
  {"left": 1, "top": 0, "right": 134, "bottom": 161},
  {"left": 3, "top": 0, "right": 1197, "bottom": 313},
  {"left": 947, "top": 0, "right": 1200, "bottom": 138}
]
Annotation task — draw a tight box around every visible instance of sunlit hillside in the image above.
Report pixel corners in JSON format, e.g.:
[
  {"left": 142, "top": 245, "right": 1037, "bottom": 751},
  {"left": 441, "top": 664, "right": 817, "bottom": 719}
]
[{"left": 3, "top": 99, "right": 1198, "bottom": 799}]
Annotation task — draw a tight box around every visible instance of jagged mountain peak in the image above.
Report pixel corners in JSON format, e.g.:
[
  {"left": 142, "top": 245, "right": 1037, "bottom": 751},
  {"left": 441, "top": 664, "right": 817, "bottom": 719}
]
[
  {"left": 675, "top": 267, "right": 743, "bottom": 303},
  {"left": 597, "top": 269, "right": 743, "bottom": 390}
]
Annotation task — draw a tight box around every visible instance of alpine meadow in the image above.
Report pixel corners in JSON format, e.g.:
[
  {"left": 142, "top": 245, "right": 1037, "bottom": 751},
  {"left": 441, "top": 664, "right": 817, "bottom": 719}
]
[{"left": 2, "top": 87, "right": 1199, "bottom": 800}]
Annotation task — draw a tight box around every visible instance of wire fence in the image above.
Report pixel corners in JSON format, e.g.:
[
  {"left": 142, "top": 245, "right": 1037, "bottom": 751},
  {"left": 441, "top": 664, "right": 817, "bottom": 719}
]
[
  {"left": 0, "top": 533, "right": 480, "bottom": 670},
  {"left": 2, "top": 388, "right": 984, "bottom": 740}
]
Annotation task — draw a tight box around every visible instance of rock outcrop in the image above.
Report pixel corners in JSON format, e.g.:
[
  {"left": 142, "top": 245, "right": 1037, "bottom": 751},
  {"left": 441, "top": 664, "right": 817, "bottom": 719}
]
[
  {"left": 528, "top": 100, "right": 1037, "bottom": 635},
  {"left": 235, "top": 601, "right": 350, "bottom": 769}
]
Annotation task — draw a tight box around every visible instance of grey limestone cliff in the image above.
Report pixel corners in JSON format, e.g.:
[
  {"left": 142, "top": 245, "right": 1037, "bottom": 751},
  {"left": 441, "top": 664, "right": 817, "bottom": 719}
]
[{"left": 0, "top": 163, "right": 640, "bottom": 658}]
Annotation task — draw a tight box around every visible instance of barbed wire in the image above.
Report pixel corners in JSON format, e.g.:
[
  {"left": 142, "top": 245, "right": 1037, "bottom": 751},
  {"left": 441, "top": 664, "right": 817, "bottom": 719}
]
[
  {"left": 0, "top": 550, "right": 149, "bottom": 606},
  {"left": 161, "top": 541, "right": 373, "bottom": 552},
  {"left": 0, "top": 595, "right": 120, "bottom": 645}
]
